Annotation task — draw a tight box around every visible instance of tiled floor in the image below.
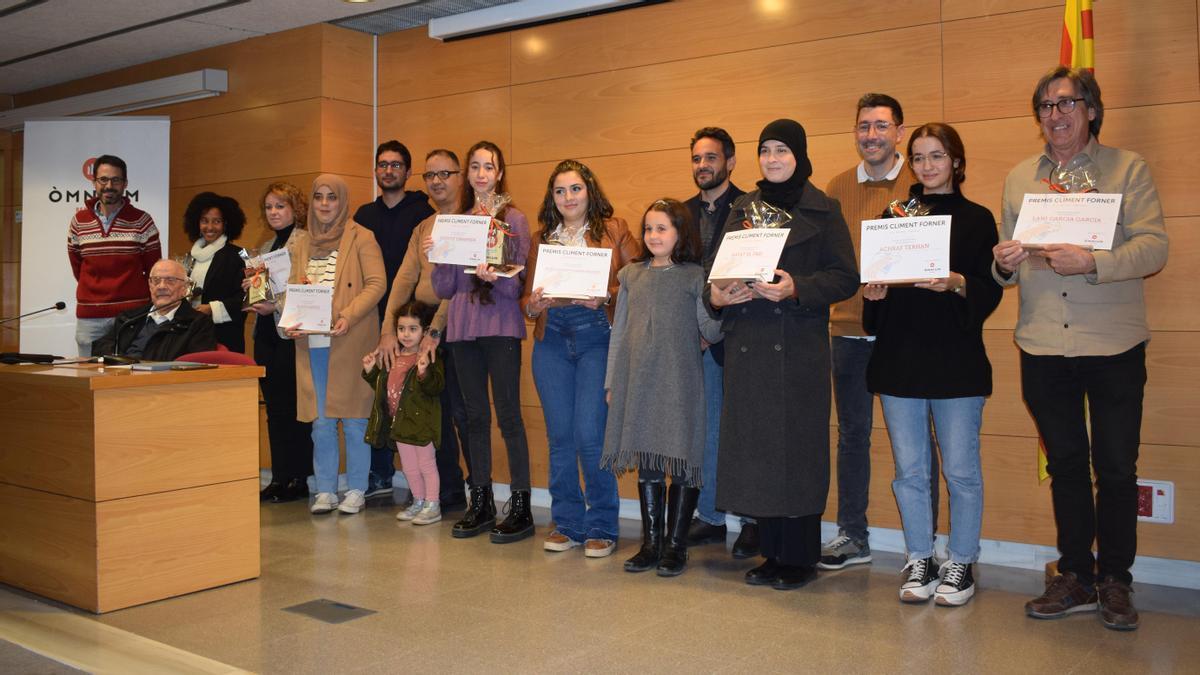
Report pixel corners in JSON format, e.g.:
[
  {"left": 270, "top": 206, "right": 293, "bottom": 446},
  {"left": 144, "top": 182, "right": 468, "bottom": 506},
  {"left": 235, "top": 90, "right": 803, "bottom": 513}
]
[{"left": 3, "top": 493, "right": 1198, "bottom": 674}]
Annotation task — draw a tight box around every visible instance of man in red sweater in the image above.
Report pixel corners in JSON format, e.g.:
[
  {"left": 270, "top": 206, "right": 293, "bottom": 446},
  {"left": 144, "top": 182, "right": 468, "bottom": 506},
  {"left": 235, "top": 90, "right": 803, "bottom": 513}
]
[{"left": 67, "top": 154, "right": 161, "bottom": 355}]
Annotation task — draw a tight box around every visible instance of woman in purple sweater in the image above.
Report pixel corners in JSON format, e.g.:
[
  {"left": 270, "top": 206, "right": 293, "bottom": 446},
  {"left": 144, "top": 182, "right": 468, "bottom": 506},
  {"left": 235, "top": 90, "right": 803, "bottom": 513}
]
[{"left": 430, "top": 140, "right": 534, "bottom": 545}]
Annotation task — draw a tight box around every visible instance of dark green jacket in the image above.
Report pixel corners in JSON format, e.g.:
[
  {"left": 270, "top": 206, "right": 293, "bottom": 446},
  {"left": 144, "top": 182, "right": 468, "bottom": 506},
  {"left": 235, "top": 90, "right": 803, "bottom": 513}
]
[{"left": 363, "top": 359, "right": 444, "bottom": 448}]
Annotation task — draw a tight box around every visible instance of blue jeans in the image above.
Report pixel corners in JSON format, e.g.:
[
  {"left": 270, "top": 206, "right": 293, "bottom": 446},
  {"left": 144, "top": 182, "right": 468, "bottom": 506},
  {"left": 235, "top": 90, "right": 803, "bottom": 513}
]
[
  {"left": 76, "top": 317, "right": 115, "bottom": 356},
  {"left": 532, "top": 306, "right": 619, "bottom": 542},
  {"left": 831, "top": 337, "right": 874, "bottom": 541},
  {"left": 881, "top": 394, "right": 985, "bottom": 564},
  {"left": 309, "top": 347, "right": 369, "bottom": 494},
  {"left": 696, "top": 348, "right": 727, "bottom": 526}
]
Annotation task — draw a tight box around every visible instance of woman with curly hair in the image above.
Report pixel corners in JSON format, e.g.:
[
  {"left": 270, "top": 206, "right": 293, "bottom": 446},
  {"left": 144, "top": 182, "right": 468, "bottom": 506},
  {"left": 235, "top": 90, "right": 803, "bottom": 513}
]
[
  {"left": 183, "top": 191, "right": 248, "bottom": 352},
  {"left": 521, "top": 159, "right": 639, "bottom": 558}
]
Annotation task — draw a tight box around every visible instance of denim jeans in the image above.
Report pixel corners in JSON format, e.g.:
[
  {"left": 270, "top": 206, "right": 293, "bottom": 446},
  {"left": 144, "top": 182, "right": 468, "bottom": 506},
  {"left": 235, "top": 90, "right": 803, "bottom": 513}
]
[
  {"left": 76, "top": 317, "right": 115, "bottom": 356},
  {"left": 881, "top": 394, "right": 985, "bottom": 564},
  {"left": 831, "top": 337, "right": 874, "bottom": 541},
  {"left": 1021, "top": 344, "right": 1145, "bottom": 585},
  {"left": 309, "top": 347, "right": 369, "bottom": 494},
  {"left": 696, "top": 348, "right": 750, "bottom": 527},
  {"left": 532, "top": 306, "right": 619, "bottom": 541},
  {"left": 449, "top": 336, "right": 530, "bottom": 491}
]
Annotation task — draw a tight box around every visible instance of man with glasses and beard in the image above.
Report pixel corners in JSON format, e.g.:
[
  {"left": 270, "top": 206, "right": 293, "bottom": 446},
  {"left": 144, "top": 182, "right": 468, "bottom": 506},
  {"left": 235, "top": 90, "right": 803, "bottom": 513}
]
[
  {"left": 67, "top": 154, "right": 162, "bottom": 356},
  {"left": 354, "top": 140, "right": 436, "bottom": 500},
  {"left": 683, "top": 127, "right": 758, "bottom": 559}
]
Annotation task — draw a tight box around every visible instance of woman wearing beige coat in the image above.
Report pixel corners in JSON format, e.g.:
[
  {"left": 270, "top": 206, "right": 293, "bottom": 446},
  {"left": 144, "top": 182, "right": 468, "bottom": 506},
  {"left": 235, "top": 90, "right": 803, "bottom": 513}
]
[{"left": 285, "top": 174, "right": 386, "bottom": 515}]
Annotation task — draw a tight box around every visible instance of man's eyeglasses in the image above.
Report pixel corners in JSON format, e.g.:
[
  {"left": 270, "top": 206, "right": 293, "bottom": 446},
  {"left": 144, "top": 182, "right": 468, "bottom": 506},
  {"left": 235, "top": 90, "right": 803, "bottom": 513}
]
[
  {"left": 1036, "top": 98, "right": 1086, "bottom": 118},
  {"left": 422, "top": 170, "right": 461, "bottom": 181},
  {"left": 376, "top": 161, "right": 407, "bottom": 171},
  {"left": 855, "top": 121, "right": 894, "bottom": 135},
  {"left": 94, "top": 176, "right": 127, "bottom": 185},
  {"left": 149, "top": 276, "right": 187, "bottom": 287}
]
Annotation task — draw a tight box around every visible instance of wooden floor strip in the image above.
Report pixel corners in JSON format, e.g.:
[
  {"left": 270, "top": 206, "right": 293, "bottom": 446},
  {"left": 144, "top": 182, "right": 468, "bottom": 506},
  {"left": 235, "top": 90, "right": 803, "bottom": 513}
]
[{"left": 0, "top": 602, "right": 252, "bottom": 675}]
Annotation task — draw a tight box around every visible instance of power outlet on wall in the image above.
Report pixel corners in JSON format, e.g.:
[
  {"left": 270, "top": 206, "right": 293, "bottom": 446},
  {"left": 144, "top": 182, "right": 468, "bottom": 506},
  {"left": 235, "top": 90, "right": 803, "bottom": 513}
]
[{"left": 1136, "top": 479, "right": 1174, "bottom": 524}]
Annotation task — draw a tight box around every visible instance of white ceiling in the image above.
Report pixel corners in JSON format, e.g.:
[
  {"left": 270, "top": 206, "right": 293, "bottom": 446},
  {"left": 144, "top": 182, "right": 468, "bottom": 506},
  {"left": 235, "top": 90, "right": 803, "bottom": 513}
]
[{"left": 0, "top": 0, "right": 422, "bottom": 95}]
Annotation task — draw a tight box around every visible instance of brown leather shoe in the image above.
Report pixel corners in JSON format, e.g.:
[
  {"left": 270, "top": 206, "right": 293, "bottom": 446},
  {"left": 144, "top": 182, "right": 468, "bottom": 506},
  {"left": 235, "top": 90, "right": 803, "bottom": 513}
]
[
  {"left": 1025, "top": 571, "right": 1098, "bottom": 619},
  {"left": 1097, "top": 577, "right": 1139, "bottom": 631}
]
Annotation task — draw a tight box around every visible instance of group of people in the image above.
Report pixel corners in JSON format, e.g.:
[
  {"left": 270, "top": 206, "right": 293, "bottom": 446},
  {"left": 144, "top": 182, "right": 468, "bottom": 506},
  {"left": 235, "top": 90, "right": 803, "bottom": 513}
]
[{"left": 67, "top": 66, "right": 1166, "bottom": 631}]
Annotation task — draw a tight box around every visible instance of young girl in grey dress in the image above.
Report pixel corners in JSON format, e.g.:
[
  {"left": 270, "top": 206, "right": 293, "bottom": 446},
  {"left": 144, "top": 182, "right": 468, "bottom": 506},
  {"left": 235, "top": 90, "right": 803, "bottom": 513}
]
[{"left": 602, "top": 198, "right": 722, "bottom": 577}]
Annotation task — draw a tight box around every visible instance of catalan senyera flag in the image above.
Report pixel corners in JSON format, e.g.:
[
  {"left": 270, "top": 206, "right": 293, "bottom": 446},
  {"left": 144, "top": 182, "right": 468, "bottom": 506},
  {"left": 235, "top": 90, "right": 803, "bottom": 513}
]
[
  {"left": 1039, "top": 0, "right": 1095, "bottom": 483},
  {"left": 1060, "top": 0, "right": 1095, "bottom": 70}
]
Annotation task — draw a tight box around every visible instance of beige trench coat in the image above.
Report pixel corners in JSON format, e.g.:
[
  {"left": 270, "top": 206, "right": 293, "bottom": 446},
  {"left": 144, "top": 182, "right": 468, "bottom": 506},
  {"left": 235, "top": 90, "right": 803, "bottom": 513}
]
[{"left": 288, "top": 221, "right": 386, "bottom": 421}]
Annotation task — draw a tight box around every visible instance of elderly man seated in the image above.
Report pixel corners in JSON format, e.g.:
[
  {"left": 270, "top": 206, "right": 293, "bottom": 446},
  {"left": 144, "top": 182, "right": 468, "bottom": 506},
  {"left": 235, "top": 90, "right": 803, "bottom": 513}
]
[{"left": 91, "top": 259, "right": 217, "bottom": 360}]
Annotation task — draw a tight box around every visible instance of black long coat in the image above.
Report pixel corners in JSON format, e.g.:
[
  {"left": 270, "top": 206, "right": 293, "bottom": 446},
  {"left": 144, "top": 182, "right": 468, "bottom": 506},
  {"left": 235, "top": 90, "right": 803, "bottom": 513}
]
[
  {"left": 198, "top": 243, "right": 247, "bottom": 353},
  {"left": 705, "top": 183, "right": 858, "bottom": 517}
]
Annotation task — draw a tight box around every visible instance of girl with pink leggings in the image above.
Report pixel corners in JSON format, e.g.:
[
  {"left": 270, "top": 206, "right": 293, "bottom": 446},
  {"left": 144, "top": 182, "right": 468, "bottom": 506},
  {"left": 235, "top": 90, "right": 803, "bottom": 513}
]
[{"left": 362, "top": 300, "right": 446, "bottom": 525}]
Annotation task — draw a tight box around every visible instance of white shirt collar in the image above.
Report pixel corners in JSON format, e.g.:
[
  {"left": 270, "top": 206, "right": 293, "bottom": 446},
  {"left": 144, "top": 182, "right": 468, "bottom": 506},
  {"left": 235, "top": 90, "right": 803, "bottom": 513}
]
[
  {"left": 856, "top": 153, "right": 905, "bottom": 183},
  {"left": 149, "top": 303, "right": 182, "bottom": 325}
]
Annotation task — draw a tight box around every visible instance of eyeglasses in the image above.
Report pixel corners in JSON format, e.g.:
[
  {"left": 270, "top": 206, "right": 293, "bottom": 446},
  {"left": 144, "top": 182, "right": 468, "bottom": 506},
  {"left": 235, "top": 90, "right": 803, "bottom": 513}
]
[
  {"left": 94, "top": 176, "right": 127, "bottom": 185},
  {"left": 855, "top": 121, "right": 894, "bottom": 135},
  {"left": 1036, "top": 98, "right": 1086, "bottom": 117},
  {"left": 910, "top": 151, "right": 950, "bottom": 166},
  {"left": 149, "top": 276, "right": 187, "bottom": 286},
  {"left": 376, "top": 161, "right": 407, "bottom": 171},
  {"left": 421, "top": 170, "right": 461, "bottom": 182}
]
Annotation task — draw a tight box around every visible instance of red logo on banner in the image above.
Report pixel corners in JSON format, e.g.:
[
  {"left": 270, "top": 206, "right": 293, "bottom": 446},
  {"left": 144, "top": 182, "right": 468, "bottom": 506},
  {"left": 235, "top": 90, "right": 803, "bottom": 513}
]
[{"left": 82, "top": 157, "right": 98, "bottom": 181}]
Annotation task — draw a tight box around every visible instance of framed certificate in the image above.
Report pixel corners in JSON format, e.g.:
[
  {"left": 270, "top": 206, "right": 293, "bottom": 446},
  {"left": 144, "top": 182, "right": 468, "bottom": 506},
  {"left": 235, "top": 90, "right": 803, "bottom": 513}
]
[
  {"left": 1012, "top": 193, "right": 1122, "bottom": 250},
  {"left": 428, "top": 214, "right": 491, "bottom": 266},
  {"left": 278, "top": 284, "right": 333, "bottom": 334},
  {"left": 860, "top": 215, "right": 951, "bottom": 284},
  {"left": 708, "top": 229, "right": 790, "bottom": 283},
  {"left": 530, "top": 245, "right": 612, "bottom": 299}
]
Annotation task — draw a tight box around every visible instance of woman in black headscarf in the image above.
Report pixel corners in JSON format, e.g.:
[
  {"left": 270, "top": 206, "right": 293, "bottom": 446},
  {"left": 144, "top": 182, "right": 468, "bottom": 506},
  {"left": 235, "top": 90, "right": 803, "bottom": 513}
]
[{"left": 706, "top": 119, "right": 858, "bottom": 589}]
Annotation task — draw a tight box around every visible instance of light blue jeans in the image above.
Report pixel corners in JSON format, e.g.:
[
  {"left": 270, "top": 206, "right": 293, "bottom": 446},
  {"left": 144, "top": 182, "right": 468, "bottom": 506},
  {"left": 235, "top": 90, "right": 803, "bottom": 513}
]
[
  {"left": 309, "top": 347, "right": 369, "bottom": 494},
  {"left": 881, "top": 394, "right": 985, "bottom": 564},
  {"left": 76, "top": 317, "right": 115, "bottom": 356}
]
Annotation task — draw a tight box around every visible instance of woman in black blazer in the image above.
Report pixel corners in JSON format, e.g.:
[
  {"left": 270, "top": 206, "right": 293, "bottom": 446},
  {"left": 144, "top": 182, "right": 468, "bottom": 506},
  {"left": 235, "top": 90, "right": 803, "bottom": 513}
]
[{"left": 182, "top": 192, "right": 247, "bottom": 352}]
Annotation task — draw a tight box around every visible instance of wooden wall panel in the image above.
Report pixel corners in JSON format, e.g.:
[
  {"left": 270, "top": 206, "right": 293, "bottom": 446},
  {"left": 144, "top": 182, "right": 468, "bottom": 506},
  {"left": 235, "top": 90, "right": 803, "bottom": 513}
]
[
  {"left": 510, "top": 25, "right": 944, "bottom": 164},
  {"left": 943, "top": 1, "right": 1200, "bottom": 123},
  {"left": 170, "top": 99, "right": 324, "bottom": 188},
  {"left": 941, "top": 0, "right": 1057, "bottom": 22},
  {"left": 1145, "top": 217, "right": 1200, "bottom": 331},
  {"left": 379, "top": 87, "right": 512, "bottom": 175},
  {"left": 320, "top": 25, "right": 374, "bottom": 105},
  {"left": 0, "top": 262, "right": 16, "bottom": 351},
  {"left": 378, "top": 31, "right": 511, "bottom": 104},
  {"left": 510, "top": 0, "right": 941, "bottom": 84},
  {"left": 1142, "top": 332, "right": 1200, "bottom": 448},
  {"left": 320, "top": 99, "right": 375, "bottom": 180},
  {"left": 13, "top": 25, "right": 333, "bottom": 119}
]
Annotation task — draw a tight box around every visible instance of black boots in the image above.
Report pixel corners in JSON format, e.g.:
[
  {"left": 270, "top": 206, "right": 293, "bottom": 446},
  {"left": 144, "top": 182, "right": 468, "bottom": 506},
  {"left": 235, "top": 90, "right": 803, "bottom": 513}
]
[
  {"left": 625, "top": 481, "right": 666, "bottom": 573},
  {"left": 452, "top": 484, "right": 496, "bottom": 538},
  {"left": 490, "top": 489, "right": 535, "bottom": 543},
  {"left": 731, "top": 522, "right": 760, "bottom": 559},
  {"left": 657, "top": 483, "right": 700, "bottom": 577}
]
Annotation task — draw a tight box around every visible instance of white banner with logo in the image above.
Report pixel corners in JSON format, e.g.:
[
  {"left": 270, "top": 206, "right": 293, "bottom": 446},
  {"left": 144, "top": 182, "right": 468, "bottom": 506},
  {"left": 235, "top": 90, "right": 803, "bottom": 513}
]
[{"left": 19, "top": 117, "right": 170, "bottom": 356}]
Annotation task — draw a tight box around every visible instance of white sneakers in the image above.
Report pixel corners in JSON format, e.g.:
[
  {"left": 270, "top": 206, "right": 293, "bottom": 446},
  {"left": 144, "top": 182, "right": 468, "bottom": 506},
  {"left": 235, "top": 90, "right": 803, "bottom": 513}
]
[
  {"left": 310, "top": 492, "right": 339, "bottom": 514},
  {"left": 396, "top": 499, "right": 426, "bottom": 521},
  {"left": 412, "top": 502, "right": 442, "bottom": 525},
  {"left": 337, "top": 489, "right": 366, "bottom": 514}
]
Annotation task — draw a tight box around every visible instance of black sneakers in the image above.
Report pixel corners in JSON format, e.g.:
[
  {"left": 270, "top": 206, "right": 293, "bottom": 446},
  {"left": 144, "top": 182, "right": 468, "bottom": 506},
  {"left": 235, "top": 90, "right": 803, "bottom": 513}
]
[
  {"left": 899, "top": 557, "right": 940, "bottom": 603},
  {"left": 935, "top": 561, "right": 976, "bottom": 606}
]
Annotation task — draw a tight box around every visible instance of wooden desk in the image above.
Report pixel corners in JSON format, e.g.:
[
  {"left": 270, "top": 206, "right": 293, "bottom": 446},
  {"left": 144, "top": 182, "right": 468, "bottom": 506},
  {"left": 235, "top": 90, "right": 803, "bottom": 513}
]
[{"left": 0, "top": 363, "right": 264, "bottom": 613}]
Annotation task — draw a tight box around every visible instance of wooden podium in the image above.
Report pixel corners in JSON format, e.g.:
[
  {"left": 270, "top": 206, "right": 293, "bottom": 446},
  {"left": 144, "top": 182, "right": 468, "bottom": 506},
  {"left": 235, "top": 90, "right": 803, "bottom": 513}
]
[{"left": 0, "top": 362, "right": 263, "bottom": 613}]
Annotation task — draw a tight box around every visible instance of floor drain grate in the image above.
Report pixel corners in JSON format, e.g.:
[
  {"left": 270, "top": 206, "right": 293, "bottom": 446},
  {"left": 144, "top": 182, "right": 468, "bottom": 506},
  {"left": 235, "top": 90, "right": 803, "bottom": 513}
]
[{"left": 283, "top": 599, "right": 377, "bottom": 624}]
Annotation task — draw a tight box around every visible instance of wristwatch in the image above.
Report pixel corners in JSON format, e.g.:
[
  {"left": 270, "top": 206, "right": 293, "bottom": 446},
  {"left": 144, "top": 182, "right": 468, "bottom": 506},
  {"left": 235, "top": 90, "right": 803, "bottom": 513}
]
[{"left": 428, "top": 328, "right": 442, "bottom": 341}]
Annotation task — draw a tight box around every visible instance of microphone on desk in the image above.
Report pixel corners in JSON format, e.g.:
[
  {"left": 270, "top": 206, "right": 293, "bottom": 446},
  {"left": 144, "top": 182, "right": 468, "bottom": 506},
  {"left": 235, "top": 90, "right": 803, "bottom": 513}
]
[
  {"left": 100, "top": 298, "right": 189, "bottom": 365},
  {"left": 0, "top": 301, "right": 67, "bottom": 325}
]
